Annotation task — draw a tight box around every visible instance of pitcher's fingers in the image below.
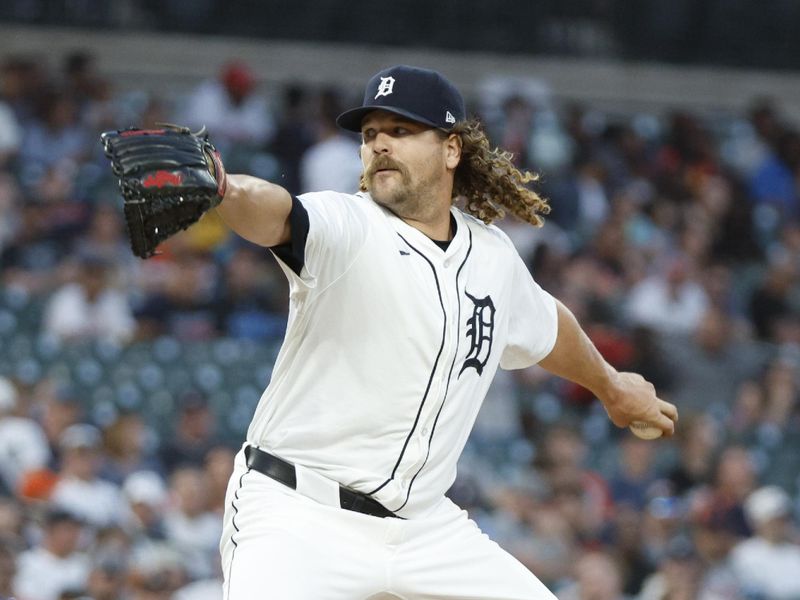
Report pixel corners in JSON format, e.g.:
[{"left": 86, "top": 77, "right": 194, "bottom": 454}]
[
  {"left": 658, "top": 399, "right": 679, "bottom": 423},
  {"left": 655, "top": 412, "right": 676, "bottom": 436}
]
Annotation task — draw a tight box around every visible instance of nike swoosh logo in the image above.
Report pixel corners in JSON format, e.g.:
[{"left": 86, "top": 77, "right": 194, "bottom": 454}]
[{"left": 399, "top": 250, "right": 410, "bottom": 256}]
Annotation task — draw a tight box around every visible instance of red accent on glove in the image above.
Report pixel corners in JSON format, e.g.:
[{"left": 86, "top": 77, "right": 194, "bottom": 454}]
[{"left": 142, "top": 170, "right": 184, "bottom": 188}]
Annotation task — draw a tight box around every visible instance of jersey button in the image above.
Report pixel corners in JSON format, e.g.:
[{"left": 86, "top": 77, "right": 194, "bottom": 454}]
[{"left": 421, "top": 427, "right": 429, "bottom": 436}]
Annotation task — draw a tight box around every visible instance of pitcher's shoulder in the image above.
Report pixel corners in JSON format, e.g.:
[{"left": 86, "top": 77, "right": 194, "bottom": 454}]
[
  {"left": 457, "top": 210, "right": 518, "bottom": 252},
  {"left": 296, "top": 190, "right": 377, "bottom": 217}
]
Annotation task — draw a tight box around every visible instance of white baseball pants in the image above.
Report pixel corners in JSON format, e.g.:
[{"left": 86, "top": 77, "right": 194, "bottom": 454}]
[{"left": 220, "top": 448, "right": 557, "bottom": 600}]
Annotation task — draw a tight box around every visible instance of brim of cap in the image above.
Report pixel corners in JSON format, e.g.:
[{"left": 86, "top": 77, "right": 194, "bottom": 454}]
[{"left": 336, "top": 105, "right": 440, "bottom": 132}]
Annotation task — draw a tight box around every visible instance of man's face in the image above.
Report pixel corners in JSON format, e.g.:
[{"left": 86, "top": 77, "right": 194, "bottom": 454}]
[
  {"left": 64, "top": 445, "right": 101, "bottom": 480},
  {"left": 359, "top": 111, "right": 455, "bottom": 219},
  {"left": 46, "top": 520, "right": 82, "bottom": 557}
]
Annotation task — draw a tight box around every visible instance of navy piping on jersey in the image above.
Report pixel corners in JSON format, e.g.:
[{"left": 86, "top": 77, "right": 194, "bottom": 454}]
[
  {"left": 391, "top": 224, "right": 473, "bottom": 512},
  {"left": 226, "top": 468, "right": 250, "bottom": 598},
  {"left": 365, "top": 233, "right": 447, "bottom": 497},
  {"left": 269, "top": 196, "right": 310, "bottom": 276}
]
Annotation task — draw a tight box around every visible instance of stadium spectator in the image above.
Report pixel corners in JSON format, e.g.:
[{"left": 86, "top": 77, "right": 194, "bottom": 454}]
[
  {"left": 162, "top": 466, "right": 221, "bottom": 580},
  {"left": 99, "top": 411, "right": 162, "bottom": 485},
  {"left": 18, "top": 88, "right": 90, "bottom": 190},
  {"left": 72, "top": 203, "right": 136, "bottom": 286},
  {"left": 42, "top": 251, "right": 135, "bottom": 343},
  {"left": 180, "top": 60, "right": 274, "bottom": 159},
  {"left": 159, "top": 391, "right": 219, "bottom": 472},
  {"left": 0, "top": 202, "right": 71, "bottom": 294},
  {"left": 608, "top": 435, "right": 659, "bottom": 511},
  {"left": 657, "top": 307, "right": 767, "bottom": 414},
  {"left": 689, "top": 508, "right": 742, "bottom": 599},
  {"left": 133, "top": 235, "right": 219, "bottom": 341},
  {"left": 34, "top": 382, "right": 84, "bottom": 460},
  {"left": 484, "top": 472, "right": 574, "bottom": 587},
  {"left": 61, "top": 50, "right": 109, "bottom": 124},
  {"left": 49, "top": 424, "right": 130, "bottom": 528},
  {"left": 122, "top": 470, "right": 169, "bottom": 543},
  {"left": 609, "top": 504, "right": 651, "bottom": 594},
  {"left": 639, "top": 495, "right": 686, "bottom": 570},
  {"left": 557, "top": 550, "right": 627, "bottom": 600},
  {"left": 729, "top": 486, "right": 800, "bottom": 599},
  {"left": 212, "top": 245, "right": 287, "bottom": 341},
  {"left": 748, "top": 257, "right": 798, "bottom": 343},
  {"left": 0, "top": 56, "right": 46, "bottom": 122},
  {"left": 300, "top": 91, "right": 364, "bottom": 194},
  {"left": 638, "top": 536, "right": 703, "bottom": 600},
  {"left": 126, "top": 543, "right": 187, "bottom": 600},
  {"left": 84, "top": 559, "right": 127, "bottom": 600},
  {"left": 760, "top": 354, "right": 799, "bottom": 434},
  {"left": 0, "top": 376, "right": 51, "bottom": 496},
  {"left": 267, "top": 84, "right": 316, "bottom": 196},
  {"left": 749, "top": 130, "right": 800, "bottom": 227},
  {"left": 666, "top": 413, "right": 721, "bottom": 496},
  {"left": 202, "top": 445, "right": 235, "bottom": 515},
  {"left": 12, "top": 508, "right": 90, "bottom": 600},
  {"left": 625, "top": 255, "right": 709, "bottom": 336},
  {"left": 693, "top": 446, "right": 757, "bottom": 544},
  {"left": 536, "top": 424, "right": 612, "bottom": 544}
]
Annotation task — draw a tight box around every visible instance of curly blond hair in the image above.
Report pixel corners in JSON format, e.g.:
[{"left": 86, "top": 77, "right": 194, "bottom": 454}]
[{"left": 452, "top": 119, "right": 549, "bottom": 226}]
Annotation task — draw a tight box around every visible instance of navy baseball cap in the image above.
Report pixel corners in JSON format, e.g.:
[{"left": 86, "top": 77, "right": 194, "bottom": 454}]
[{"left": 337, "top": 65, "right": 466, "bottom": 132}]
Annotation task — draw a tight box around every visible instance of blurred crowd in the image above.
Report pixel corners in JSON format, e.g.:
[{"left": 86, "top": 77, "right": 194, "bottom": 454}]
[{"left": 0, "top": 49, "right": 798, "bottom": 600}]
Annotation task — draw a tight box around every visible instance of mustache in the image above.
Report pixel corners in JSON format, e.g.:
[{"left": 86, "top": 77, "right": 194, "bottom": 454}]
[{"left": 365, "top": 156, "right": 406, "bottom": 180}]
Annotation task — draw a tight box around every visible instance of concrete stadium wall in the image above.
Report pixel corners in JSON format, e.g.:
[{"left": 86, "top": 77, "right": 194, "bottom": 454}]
[{"left": 4, "top": 24, "right": 800, "bottom": 121}]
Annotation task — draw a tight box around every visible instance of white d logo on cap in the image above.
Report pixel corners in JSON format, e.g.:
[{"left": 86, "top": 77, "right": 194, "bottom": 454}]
[{"left": 375, "top": 76, "right": 395, "bottom": 99}]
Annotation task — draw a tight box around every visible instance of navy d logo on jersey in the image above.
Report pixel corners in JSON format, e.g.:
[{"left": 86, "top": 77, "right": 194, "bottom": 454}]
[
  {"left": 459, "top": 292, "right": 495, "bottom": 376},
  {"left": 375, "top": 76, "right": 396, "bottom": 99}
]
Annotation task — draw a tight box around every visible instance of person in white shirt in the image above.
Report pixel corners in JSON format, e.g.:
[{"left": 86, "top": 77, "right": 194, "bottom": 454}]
[
  {"left": 625, "top": 255, "right": 710, "bottom": 335},
  {"left": 300, "top": 95, "right": 363, "bottom": 194},
  {"left": 13, "top": 508, "right": 90, "bottom": 600},
  {"left": 730, "top": 485, "right": 800, "bottom": 599},
  {"left": 42, "top": 252, "right": 135, "bottom": 343},
  {"left": 49, "top": 424, "right": 130, "bottom": 529},
  {"left": 181, "top": 61, "right": 274, "bottom": 155},
  {"left": 191, "top": 64, "right": 677, "bottom": 599},
  {"left": 0, "top": 376, "right": 50, "bottom": 495}
]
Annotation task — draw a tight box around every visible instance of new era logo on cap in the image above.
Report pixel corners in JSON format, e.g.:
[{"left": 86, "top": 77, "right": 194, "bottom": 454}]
[{"left": 337, "top": 65, "right": 466, "bottom": 132}]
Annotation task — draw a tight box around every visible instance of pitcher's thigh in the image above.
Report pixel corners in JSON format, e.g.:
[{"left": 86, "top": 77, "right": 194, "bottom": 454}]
[
  {"left": 224, "top": 529, "right": 330, "bottom": 600},
  {"left": 397, "top": 512, "right": 557, "bottom": 600},
  {"left": 220, "top": 471, "right": 383, "bottom": 600}
]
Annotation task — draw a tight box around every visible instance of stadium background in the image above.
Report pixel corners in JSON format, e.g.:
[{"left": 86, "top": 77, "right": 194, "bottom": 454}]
[{"left": 1, "top": 1, "right": 799, "bottom": 598}]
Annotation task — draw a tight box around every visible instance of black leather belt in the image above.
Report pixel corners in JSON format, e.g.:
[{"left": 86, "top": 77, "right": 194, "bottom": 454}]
[{"left": 244, "top": 445, "right": 399, "bottom": 519}]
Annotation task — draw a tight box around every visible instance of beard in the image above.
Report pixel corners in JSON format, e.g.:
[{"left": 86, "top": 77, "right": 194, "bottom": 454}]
[{"left": 363, "top": 156, "right": 439, "bottom": 219}]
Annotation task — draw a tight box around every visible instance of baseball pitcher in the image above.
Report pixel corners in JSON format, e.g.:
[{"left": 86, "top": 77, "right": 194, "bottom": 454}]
[{"left": 102, "top": 65, "right": 678, "bottom": 599}]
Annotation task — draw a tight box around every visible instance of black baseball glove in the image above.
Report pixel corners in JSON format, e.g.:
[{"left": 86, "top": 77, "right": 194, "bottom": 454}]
[{"left": 100, "top": 124, "right": 227, "bottom": 258}]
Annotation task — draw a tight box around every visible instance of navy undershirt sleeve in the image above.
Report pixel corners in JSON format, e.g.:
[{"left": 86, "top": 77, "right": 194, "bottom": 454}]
[{"left": 269, "top": 196, "right": 310, "bottom": 276}]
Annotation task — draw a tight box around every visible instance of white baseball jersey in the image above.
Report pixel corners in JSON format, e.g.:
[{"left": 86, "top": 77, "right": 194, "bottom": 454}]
[{"left": 247, "top": 191, "right": 558, "bottom": 519}]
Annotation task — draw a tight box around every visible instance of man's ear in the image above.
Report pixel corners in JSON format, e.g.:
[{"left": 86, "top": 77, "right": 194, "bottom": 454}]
[{"left": 445, "top": 133, "right": 462, "bottom": 170}]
